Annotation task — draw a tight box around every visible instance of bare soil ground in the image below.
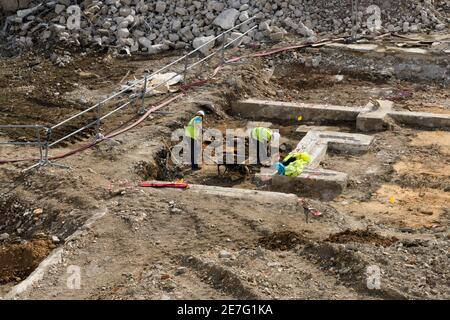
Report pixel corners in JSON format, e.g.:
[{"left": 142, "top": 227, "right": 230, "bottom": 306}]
[{"left": 0, "top": 35, "right": 449, "bottom": 299}]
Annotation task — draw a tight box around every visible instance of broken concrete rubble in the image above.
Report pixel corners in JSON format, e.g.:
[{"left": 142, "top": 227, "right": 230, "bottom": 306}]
[
  {"left": 193, "top": 36, "right": 216, "bottom": 56},
  {"left": 0, "top": 0, "right": 31, "bottom": 12},
  {"left": 213, "top": 8, "right": 240, "bottom": 30},
  {"left": 1, "top": 0, "right": 448, "bottom": 54}
]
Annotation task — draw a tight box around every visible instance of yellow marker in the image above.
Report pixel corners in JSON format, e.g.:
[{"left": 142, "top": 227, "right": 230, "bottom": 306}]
[
  {"left": 297, "top": 115, "right": 303, "bottom": 122},
  {"left": 389, "top": 196, "right": 395, "bottom": 204}
]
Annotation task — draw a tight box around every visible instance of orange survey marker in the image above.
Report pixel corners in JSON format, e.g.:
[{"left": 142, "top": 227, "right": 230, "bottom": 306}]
[{"left": 139, "top": 182, "right": 190, "bottom": 189}]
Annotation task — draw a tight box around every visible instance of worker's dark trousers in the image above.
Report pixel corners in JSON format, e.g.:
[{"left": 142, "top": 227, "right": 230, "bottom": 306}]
[
  {"left": 253, "top": 139, "right": 268, "bottom": 165},
  {"left": 189, "top": 137, "right": 200, "bottom": 170}
]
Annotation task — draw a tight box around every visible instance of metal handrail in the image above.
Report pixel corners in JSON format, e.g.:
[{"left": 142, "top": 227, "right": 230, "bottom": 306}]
[
  {"left": 1, "top": 17, "right": 258, "bottom": 168},
  {"left": 47, "top": 18, "right": 256, "bottom": 149},
  {"left": 0, "top": 125, "right": 47, "bottom": 146},
  {"left": 48, "top": 99, "right": 134, "bottom": 147},
  {"left": 50, "top": 17, "right": 255, "bottom": 131},
  {"left": 0, "top": 124, "right": 47, "bottom": 167}
]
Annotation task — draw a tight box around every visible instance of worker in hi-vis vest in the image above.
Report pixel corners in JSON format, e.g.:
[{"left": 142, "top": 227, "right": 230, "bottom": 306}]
[
  {"left": 185, "top": 110, "right": 205, "bottom": 170},
  {"left": 250, "top": 127, "right": 280, "bottom": 165}
]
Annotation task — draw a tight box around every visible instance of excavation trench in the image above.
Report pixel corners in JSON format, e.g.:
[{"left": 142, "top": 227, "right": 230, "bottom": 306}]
[
  {"left": 137, "top": 53, "right": 449, "bottom": 230},
  {"left": 140, "top": 111, "right": 369, "bottom": 202},
  {"left": 0, "top": 191, "right": 91, "bottom": 291}
]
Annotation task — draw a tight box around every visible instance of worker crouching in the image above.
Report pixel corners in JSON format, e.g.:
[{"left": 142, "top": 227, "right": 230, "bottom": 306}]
[
  {"left": 275, "top": 152, "right": 312, "bottom": 177},
  {"left": 185, "top": 110, "right": 205, "bottom": 171},
  {"left": 250, "top": 127, "right": 280, "bottom": 166}
]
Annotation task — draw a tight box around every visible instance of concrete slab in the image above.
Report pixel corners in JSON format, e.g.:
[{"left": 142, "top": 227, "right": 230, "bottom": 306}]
[
  {"left": 295, "top": 131, "right": 374, "bottom": 156},
  {"left": 257, "top": 130, "right": 373, "bottom": 200},
  {"left": 386, "top": 47, "right": 429, "bottom": 55},
  {"left": 296, "top": 125, "right": 345, "bottom": 133},
  {"left": 357, "top": 99, "right": 450, "bottom": 131},
  {"left": 246, "top": 121, "right": 273, "bottom": 129},
  {"left": 390, "top": 111, "right": 450, "bottom": 129},
  {"left": 5, "top": 208, "right": 108, "bottom": 299},
  {"left": 236, "top": 99, "right": 450, "bottom": 131},
  {"left": 294, "top": 132, "right": 328, "bottom": 168},
  {"left": 145, "top": 181, "right": 302, "bottom": 206},
  {"left": 232, "top": 99, "right": 370, "bottom": 124},
  {"left": 271, "top": 169, "right": 348, "bottom": 201},
  {"left": 357, "top": 100, "right": 394, "bottom": 132},
  {"left": 325, "top": 43, "right": 381, "bottom": 52}
]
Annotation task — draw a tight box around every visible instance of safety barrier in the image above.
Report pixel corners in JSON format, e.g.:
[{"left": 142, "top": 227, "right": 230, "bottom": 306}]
[{"left": 0, "top": 17, "right": 256, "bottom": 171}]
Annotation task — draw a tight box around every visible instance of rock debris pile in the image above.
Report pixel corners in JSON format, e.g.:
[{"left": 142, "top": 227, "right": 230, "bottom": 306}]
[{"left": 1, "top": 1, "right": 449, "bottom": 52}]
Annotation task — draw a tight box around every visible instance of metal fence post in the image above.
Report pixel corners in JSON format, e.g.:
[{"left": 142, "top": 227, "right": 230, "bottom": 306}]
[
  {"left": 24, "top": 126, "right": 50, "bottom": 172},
  {"left": 139, "top": 73, "right": 148, "bottom": 115},
  {"left": 95, "top": 103, "right": 101, "bottom": 140},
  {"left": 221, "top": 33, "right": 226, "bottom": 65},
  {"left": 183, "top": 54, "right": 189, "bottom": 85},
  {"left": 44, "top": 127, "right": 51, "bottom": 164},
  {"left": 36, "top": 126, "right": 43, "bottom": 164}
]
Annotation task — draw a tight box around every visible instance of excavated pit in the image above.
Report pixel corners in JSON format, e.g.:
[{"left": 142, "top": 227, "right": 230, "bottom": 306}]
[
  {"left": 0, "top": 185, "right": 94, "bottom": 291},
  {"left": 0, "top": 194, "right": 58, "bottom": 290},
  {"left": 325, "top": 229, "right": 399, "bottom": 247},
  {"left": 257, "top": 231, "right": 306, "bottom": 251},
  {"left": 0, "top": 239, "right": 55, "bottom": 285},
  {"left": 148, "top": 52, "right": 450, "bottom": 207}
]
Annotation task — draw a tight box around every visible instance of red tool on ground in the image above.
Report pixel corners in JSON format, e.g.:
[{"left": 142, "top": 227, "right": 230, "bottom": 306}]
[{"left": 139, "top": 182, "right": 190, "bottom": 189}]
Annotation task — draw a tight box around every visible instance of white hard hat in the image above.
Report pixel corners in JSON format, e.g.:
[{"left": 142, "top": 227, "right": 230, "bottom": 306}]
[
  {"left": 273, "top": 132, "right": 281, "bottom": 140},
  {"left": 196, "top": 110, "right": 205, "bottom": 117}
]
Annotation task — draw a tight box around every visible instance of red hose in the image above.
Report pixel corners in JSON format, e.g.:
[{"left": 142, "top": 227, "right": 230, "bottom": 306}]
[
  {"left": 0, "top": 93, "right": 185, "bottom": 164},
  {"left": 139, "top": 182, "right": 190, "bottom": 189},
  {"left": 0, "top": 37, "right": 344, "bottom": 165}
]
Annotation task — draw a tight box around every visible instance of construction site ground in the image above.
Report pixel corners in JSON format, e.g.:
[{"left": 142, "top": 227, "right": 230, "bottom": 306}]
[{"left": 0, "top": 34, "right": 449, "bottom": 299}]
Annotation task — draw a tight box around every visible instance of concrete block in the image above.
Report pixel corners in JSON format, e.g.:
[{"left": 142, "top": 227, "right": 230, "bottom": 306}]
[
  {"left": 294, "top": 132, "right": 328, "bottom": 168},
  {"left": 246, "top": 121, "right": 273, "bottom": 129},
  {"left": 357, "top": 100, "right": 450, "bottom": 130},
  {"left": 390, "top": 111, "right": 450, "bottom": 129},
  {"left": 235, "top": 99, "right": 450, "bottom": 132},
  {"left": 147, "top": 182, "right": 302, "bottom": 207},
  {"left": 271, "top": 169, "right": 348, "bottom": 201},
  {"left": 357, "top": 100, "right": 394, "bottom": 132},
  {"left": 296, "top": 125, "right": 344, "bottom": 133},
  {"left": 314, "top": 131, "right": 374, "bottom": 153},
  {"left": 257, "top": 129, "right": 371, "bottom": 199},
  {"left": 295, "top": 130, "right": 374, "bottom": 157},
  {"left": 232, "top": 99, "right": 370, "bottom": 124}
]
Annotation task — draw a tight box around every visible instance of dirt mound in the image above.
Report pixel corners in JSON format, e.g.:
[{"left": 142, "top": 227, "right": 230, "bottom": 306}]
[
  {"left": 0, "top": 239, "right": 55, "bottom": 284},
  {"left": 326, "top": 229, "right": 398, "bottom": 247},
  {"left": 258, "top": 231, "right": 305, "bottom": 251}
]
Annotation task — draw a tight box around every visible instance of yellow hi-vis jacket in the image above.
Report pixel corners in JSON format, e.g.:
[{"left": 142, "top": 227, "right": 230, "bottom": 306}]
[
  {"left": 251, "top": 127, "right": 273, "bottom": 143},
  {"left": 283, "top": 152, "right": 312, "bottom": 164},
  {"left": 285, "top": 160, "right": 308, "bottom": 177},
  {"left": 283, "top": 152, "right": 312, "bottom": 177},
  {"left": 185, "top": 115, "right": 203, "bottom": 140}
]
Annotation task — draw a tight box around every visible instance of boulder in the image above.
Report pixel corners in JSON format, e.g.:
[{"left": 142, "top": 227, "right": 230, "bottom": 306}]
[
  {"left": 213, "top": 8, "right": 240, "bottom": 30},
  {"left": 193, "top": 35, "right": 216, "bottom": 55}
]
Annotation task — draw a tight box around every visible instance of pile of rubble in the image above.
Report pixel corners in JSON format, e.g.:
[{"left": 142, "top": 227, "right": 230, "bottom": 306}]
[{"left": 1, "top": 0, "right": 449, "bottom": 54}]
